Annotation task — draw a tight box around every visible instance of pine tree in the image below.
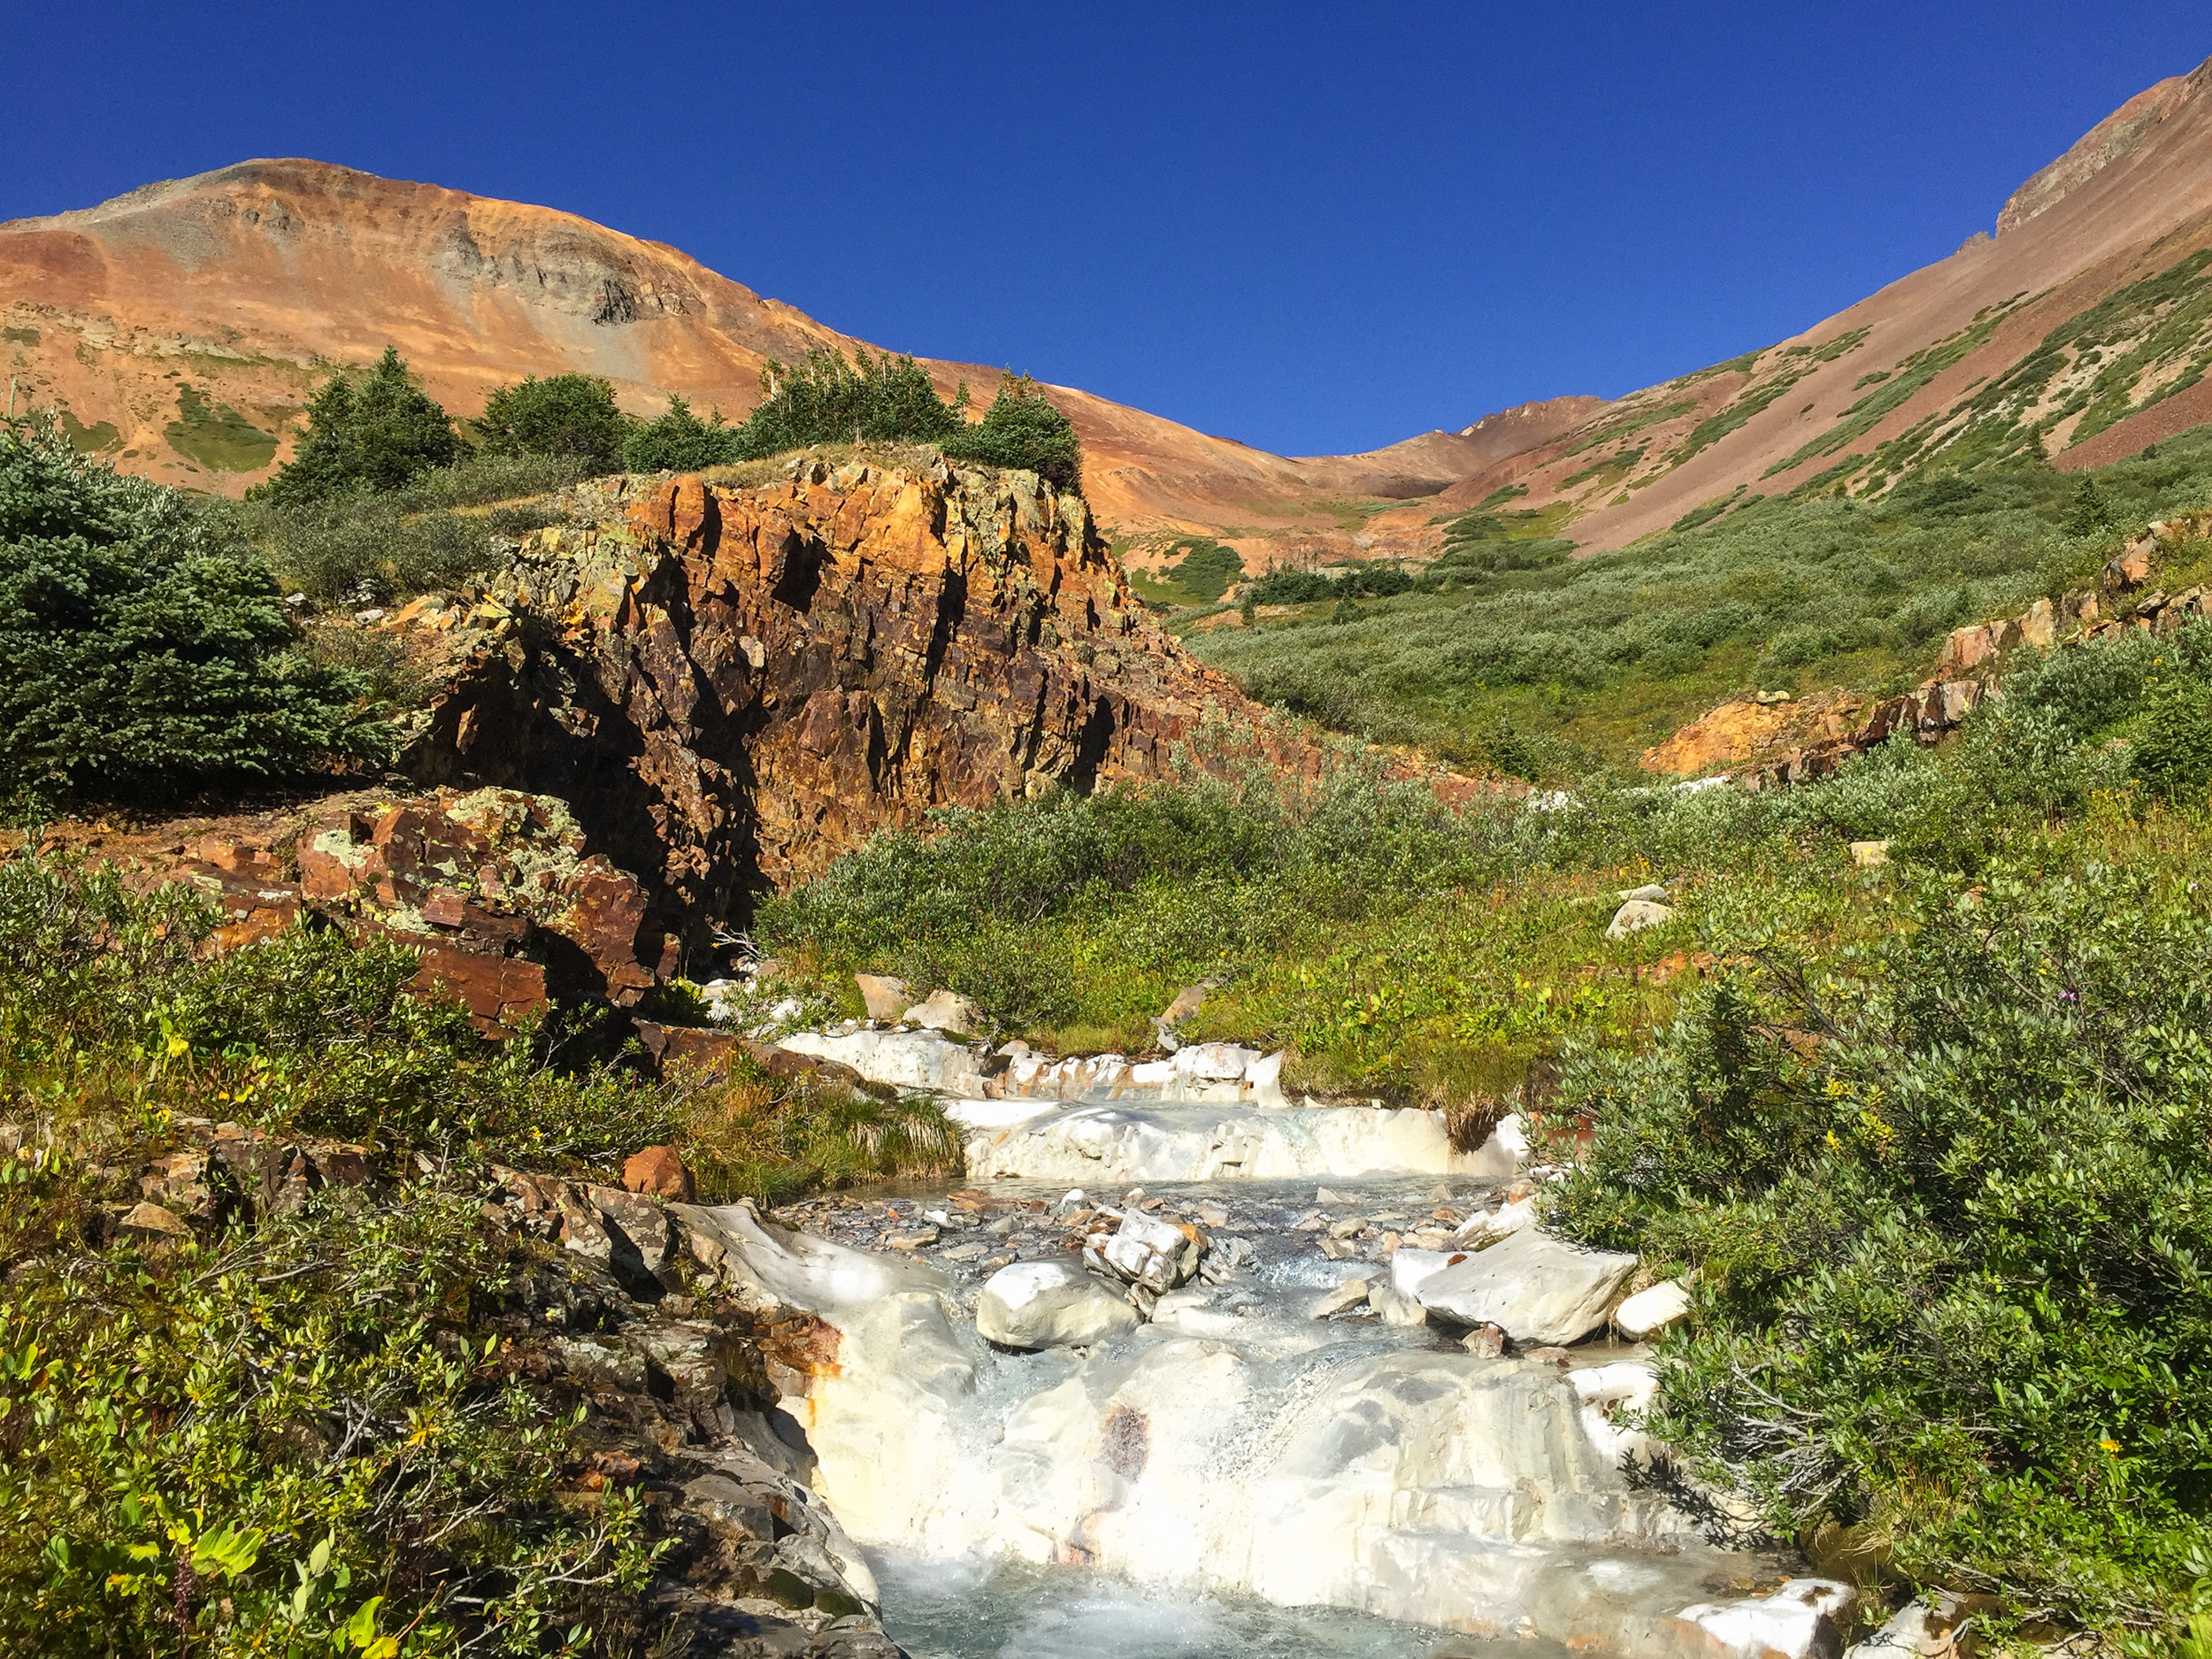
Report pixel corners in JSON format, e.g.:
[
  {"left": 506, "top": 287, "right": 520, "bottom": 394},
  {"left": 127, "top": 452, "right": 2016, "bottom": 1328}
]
[
  {"left": 251, "top": 348, "right": 458, "bottom": 503},
  {"left": 473, "top": 373, "right": 629, "bottom": 470}
]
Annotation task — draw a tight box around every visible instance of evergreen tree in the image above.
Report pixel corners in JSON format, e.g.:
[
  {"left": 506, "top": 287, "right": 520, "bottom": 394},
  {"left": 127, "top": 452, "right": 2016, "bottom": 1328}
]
[
  {"left": 942, "top": 373, "right": 1083, "bottom": 493},
  {"left": 473, "top": 373, "right": 630, "bottom": 471},
  {"left": 252, "top": 347, "right": 459, "bottom": 503},
  {"left": 0, "top": 416, "right": 385, "bottom": 803},
  {"left": 620, "top": 395, "right": 744, "bottom": 472},
  {"left": 2062, "top": 473, "right": 2117, "bottom": 537},
  {"left": 732, "top": 349, "right": 961, "bottom": 457}
]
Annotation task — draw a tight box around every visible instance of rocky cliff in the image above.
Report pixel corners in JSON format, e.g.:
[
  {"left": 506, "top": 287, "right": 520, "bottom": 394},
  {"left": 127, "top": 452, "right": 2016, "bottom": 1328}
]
[{"left": 393, "top": 457, "right": 1263, "bottom": 965}]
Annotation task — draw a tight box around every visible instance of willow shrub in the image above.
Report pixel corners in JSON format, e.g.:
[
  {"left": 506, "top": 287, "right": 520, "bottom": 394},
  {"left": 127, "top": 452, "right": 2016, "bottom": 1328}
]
[
  {"left": 0, "top": 1167, "right": 661, "bottom": 1657},
  {"left": 1545, "top": 856, "right": 2212, "bottom": 1641}
]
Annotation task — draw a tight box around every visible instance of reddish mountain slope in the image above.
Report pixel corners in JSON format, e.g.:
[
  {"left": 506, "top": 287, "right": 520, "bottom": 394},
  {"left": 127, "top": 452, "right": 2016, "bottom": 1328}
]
[
  {"left": 1394, "top": 54, "right": 2212, "bottom": 550},
  {"left": 7, "top": 55, "right": 2212, "bottom": 565},
  {"left": 0, "top": 159, "right": 1394, "bottom": 543}
]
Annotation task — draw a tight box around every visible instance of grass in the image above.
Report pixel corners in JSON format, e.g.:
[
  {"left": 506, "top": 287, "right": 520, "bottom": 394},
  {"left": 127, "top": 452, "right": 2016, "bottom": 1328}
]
[
  {"left": 1187, "top": 423, "right": 2212, "bottom": 771},
  {"left": 164, "top": 383, "right": 279, "bottom": 472}
]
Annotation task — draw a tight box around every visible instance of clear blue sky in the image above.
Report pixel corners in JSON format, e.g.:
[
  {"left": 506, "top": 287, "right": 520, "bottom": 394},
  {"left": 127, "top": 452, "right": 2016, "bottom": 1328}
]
[{"left": 2, "top": 2, "right": 2206, "bottom": 456}]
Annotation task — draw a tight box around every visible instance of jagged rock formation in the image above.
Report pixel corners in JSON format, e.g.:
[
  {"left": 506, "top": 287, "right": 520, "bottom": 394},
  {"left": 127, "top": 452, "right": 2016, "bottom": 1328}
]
[
  {"left": 394, "top": 458, "right": 1266, "bottom": 961},
  {"left": 81, "top": 787, "right": 664, "bottom": 1031}
]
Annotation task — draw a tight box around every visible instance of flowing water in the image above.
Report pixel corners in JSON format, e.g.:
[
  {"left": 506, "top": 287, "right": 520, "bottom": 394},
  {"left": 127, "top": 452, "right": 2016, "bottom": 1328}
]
[
  {"left": 872, "top": 1551, "right": 1525, "bottom": 1659},
  {"left": 737, "top": 1155, "right": 1835, "bottom": 1657}
]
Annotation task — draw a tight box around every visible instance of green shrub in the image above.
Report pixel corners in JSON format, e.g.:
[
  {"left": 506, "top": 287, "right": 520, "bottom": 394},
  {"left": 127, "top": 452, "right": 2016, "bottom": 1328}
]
[
  {"left": 0, "top": 419, "right": 388, "bottom": 806},
  {"left": 2131, "top": 671, "right": 2212, "bottom": 803},
  {"left": 620, "top": 394, "right": 745, "bottom": 473},
  {"left": 0, "top": 1168, "right": 661, "bottom": 1657},
  {"left": 941, "top": 373, "right": 1083, "bottom": 493},
  {"left": 1544, "top": 861, "right": 2212, "bottom": 1639},
  {"left": 732, "top": 349, "right": 960, "bottom": 457},
  {"left": 472, "top": 373, "right": 630, "bottom": 471},
  {"left": 251, "top": 348, "right": 460, "bottom": 505},
  {"left": 1194, "top": 426, "right": 2212, "bottom": 764}
]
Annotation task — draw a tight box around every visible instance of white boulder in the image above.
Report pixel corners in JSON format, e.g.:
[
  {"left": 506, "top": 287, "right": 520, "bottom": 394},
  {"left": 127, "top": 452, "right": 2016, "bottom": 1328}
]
[
  {"left": 1615, "top": 1276, "right": 1695, "bottom": 1341},
  {"left": 1097, "top": 1210, "right": 1201, "bottom": 1293},
  {"left": 1678, "top": 1578, "right": 1857, "bottom": 1659},
  {"left": 1367, "top": 1278, "right": 1429, "bottom": 1326},
  {"left": 1414, "top": 1227, "right": 1639, "bottom": 1347},
  {"left": 1607, "top": 899, "right": 1674, "bottom": 939},
  {"left": 975, "top": 1262, "right": 1138, "bottom": 1349},
  {"left": 902, "top": 987, "right": 985, "bottom": 1036}
]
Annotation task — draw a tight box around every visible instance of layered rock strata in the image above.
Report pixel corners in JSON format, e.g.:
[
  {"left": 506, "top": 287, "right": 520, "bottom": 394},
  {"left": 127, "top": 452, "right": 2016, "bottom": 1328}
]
[{"left": 396, "top": 460, "right": 1284, "bottom": 960}]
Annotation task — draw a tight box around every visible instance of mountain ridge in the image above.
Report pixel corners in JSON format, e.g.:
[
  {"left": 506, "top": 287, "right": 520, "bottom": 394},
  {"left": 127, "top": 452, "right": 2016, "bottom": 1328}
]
[{"left": 7, "top": 56, "right": 2212, "bottom": 564}]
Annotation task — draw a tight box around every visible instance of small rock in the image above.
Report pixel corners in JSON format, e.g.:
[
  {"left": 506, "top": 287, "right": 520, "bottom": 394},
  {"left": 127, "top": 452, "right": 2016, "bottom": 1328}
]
[
  {"left": 1192, "top": 1201, "right": 1229, "bottom": 1228},
  {"left": 1523, "top": 1346, "right": 1572, "bottom": 1367},
  {"left": 1606, "top": 899, "right": 1674, "bottom": 939},
  {"left": 977, "top": 1261, "right": 1140, "bottom": 1349},
  {"left": 1367, "top": 1279, "right": 1428, "bottom": 1327},
  {"left": 119, "top": 1200, "right": 188, "bottom": 1240},
  {"left": 1849, "top": 840, "right": 1892, "bottom": 869},
  {"left": 902, "top": 988, "right": 984, "bottom": 1035},
  {"left": 1461, "top": 1325, "right": 1509, "bottom": 1358},
  {"left": 622, "top": 1144, "right": 694, "bottom": 1202},
  {"left": 1307, "top": 1277, "right": 1373, "bottom": 1318},
  {"left": 883, "top": 1227, "right": 940, "bottom": 1250},
  {"left": 854, "top": 972, "right": 911, "bottom": 1021},
  {"left": 1617, "top": 883, "right": 1671, "bottom": 903},
  {"left": 1615, "top": 1276, "right": 1694, "bottom": 1341}
]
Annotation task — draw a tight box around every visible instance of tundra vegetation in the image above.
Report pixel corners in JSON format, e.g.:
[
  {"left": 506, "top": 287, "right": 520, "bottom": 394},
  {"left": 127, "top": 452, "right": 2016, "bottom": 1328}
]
[
  {"left": 0, "top": 855, "right": 955, "bottom": 1655},
  {"left": 9, "top": 363, "right": 2212, "bottom": 1646},
  {"left": 1193, "top": 425, "right": 2212, "bottom": 777}
]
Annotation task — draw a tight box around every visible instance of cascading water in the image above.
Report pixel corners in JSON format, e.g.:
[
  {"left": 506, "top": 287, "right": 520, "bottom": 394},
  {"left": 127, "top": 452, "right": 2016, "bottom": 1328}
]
[{"left": 681, "top": 1110, "right": 1858, "bottom": 1655}]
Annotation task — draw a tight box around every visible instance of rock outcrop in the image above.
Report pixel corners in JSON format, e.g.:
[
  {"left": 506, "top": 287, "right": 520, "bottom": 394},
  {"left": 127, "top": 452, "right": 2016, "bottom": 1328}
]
[
  {"left": 396, "top": 460, "right": 1268, "bottom": 962},
  {"left": 1646, "top": 516, "right": 2212, "bottom": 789},
  {"left": 52, "top": 786, "right": 664, "bottom": 1033}
]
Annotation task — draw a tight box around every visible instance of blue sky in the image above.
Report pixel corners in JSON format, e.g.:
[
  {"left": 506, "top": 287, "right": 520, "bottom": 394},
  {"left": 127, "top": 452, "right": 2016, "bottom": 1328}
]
[{"left": 2, "top": 2, "right": 2206, "bottom": 456}]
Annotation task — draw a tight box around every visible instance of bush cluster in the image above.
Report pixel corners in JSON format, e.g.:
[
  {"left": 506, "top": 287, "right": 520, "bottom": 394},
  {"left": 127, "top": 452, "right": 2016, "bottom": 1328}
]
[
  {"left": 1544, "top": 864, "right": 2212, "bottom": 1637},
  {"left": 0, "top": 417, "right": 387, "bottom": 807},
  {"left": 1194, "top": 429, "right": 2212, "bottom": 769}
]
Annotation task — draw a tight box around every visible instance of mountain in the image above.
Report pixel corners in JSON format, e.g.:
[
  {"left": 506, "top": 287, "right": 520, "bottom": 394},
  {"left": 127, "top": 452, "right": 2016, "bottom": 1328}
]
[
  {"left": 0, "top": 158, "right": 1440, "bottom": 551},
  {"left": 5, "top": 55, "right": 2212, "bottom": 564},
  {"left": 1365, "top": 53, "right": 2212, "bottom": 550}
]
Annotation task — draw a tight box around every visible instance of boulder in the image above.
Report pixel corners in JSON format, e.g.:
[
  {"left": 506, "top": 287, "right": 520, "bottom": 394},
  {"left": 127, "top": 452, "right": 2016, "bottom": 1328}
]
[
  {"left": 854, "top": 973, "right": 910, "bottom": 1021},
  {"left": 1367, "top": 1279, "right": 1428, "bottom": 1327},
  {"left": 1617, "top": 883, "right": 1670, "bottom": 903},
  {"left": 902, "top": 988, "right": 985, "bottom": 1036},
  {"left": 1094, "top": 1210, "right": 1202, "bottom": 1293},
  {"left": 622, "top": 1144, "right": 694, "bottom": 1202},
  {"left": 1679, "top": 1579, "right": 1858, "bottom": 1659},
  {"left": 1615, "top": 1277, "right": 1694, "bottom": 1341},
  {"left": 1460, "top": 1324, "right": 1509, "bottom": 1358},
  {"left": 1842, "top": 1590, "right": 1993, "bottom": 1659},
  {"left": 1307, "top": 1276, "right": 1373, "bottom": 1318},
  {"left": 975, "top": 1261, "right": 1138, "bottom": 1349},
  {"left": 119, "top": 1200, "right": 188, "bottom": 1241},
  {"left": 1606, "top": 899, "right": 1673, "bottom": 939},
  {"left": 1413, "top": 1227, "right": 1639, "bottom": 1347}
]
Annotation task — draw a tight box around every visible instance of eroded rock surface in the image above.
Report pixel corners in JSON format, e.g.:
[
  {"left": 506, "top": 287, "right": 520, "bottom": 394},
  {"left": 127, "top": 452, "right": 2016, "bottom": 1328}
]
[{"left": 397, "top": 463, "right": 1280, "bottom": 953}]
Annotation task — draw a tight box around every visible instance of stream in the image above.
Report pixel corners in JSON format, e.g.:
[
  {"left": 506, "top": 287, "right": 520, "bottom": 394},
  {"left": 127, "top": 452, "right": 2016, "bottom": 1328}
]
[{"left": 689, "top": 1030, "right": 1855, "bottom": 1656}]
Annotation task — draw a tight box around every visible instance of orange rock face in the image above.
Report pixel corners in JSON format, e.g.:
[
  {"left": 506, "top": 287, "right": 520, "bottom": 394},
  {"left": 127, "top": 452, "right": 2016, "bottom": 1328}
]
[{"left": 401, "top": 460, "right": 1264, "bottom": 952}]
